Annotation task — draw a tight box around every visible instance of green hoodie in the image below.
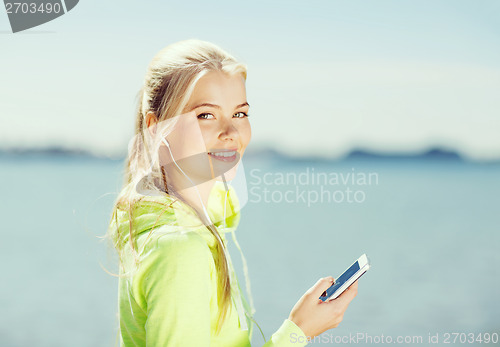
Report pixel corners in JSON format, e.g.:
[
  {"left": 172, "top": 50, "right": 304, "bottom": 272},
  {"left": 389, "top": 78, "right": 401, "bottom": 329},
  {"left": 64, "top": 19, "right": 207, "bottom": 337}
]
[{"left": 109, "top": 181, "right": 309, "bottom": 346}]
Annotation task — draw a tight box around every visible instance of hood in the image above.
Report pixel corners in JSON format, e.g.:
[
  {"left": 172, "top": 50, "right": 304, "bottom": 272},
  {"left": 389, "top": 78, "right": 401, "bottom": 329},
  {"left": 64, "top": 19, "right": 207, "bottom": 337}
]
[
  {"left": 109, "top": 180, "right": 241, "bottom": 250},
  {"left": 108, "top": 180, "right": 256, "bottom": 334}
]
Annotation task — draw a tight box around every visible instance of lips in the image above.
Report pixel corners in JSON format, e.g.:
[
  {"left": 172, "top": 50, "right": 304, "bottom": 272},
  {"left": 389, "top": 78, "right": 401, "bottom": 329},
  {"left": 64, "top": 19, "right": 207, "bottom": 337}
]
[{"left": 208, "top": 149, "right": 238, "bottom": 162}]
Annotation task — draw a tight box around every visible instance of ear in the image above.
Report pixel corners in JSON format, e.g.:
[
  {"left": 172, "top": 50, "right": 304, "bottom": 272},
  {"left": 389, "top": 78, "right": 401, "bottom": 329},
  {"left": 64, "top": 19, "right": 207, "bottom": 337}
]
[{"left": 145, "top": 111, "right": 158, "bottom": 137}]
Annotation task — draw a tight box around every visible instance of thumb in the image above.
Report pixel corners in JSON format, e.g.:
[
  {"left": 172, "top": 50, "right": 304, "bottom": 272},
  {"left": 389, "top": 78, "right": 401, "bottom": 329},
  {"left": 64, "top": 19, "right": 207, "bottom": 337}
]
[{"left": 309, "top": 277, "right": 334, "bottom": 297}]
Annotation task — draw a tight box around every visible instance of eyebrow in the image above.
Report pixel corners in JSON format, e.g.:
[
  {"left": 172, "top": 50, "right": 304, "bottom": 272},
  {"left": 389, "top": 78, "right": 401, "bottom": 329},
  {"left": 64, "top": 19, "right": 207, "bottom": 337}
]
[{"left": 188, "top": 102, "right": 249, "bottom": 112}]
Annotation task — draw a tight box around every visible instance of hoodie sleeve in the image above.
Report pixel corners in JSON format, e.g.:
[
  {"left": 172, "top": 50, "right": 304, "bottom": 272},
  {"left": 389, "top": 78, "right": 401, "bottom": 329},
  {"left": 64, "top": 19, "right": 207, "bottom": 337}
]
[
  {"left": 136, "top": 231, "right": 214, "bottom": 347},
  {"left": 261, "top": 319, "right": 309, "bottom": 346}
]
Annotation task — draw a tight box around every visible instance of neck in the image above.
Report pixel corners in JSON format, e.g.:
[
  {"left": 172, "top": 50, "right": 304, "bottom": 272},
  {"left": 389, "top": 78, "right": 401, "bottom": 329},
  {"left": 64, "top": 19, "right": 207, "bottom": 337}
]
[
  {"left": 163, "top": 169, "right": 215, "bottom": 226},
  {"left": 177, "top": 180, "right": 215, "bottom": 225}
]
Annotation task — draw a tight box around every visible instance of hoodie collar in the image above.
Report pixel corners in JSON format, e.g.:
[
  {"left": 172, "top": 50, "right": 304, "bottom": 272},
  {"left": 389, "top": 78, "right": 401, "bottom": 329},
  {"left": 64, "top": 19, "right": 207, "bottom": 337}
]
[{"left": 111, "top": 180, "right": 241, "bottom": 249}]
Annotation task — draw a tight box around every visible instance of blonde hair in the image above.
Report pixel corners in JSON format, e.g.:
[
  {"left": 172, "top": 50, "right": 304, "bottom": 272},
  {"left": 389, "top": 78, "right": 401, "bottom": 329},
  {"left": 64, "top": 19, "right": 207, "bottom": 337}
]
[{"left": 107, "top": 39, "right": 248, "bottom": 334}]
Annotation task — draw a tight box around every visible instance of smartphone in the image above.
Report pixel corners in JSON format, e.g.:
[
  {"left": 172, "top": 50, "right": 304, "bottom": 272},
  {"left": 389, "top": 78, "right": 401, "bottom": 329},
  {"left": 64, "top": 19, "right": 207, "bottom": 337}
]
[{"left": 319, "top": 254, "right": 371, "bottom": 302}]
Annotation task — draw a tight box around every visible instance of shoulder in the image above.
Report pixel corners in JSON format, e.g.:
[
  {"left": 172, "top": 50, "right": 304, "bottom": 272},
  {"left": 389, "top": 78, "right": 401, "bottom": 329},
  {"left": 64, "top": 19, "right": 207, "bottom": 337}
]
[
  {"left": 134, "top": 229, "right": 216, "bottom": 296},
  {"left": 140, "top": 229, "right": 213, "bottom": 265}
]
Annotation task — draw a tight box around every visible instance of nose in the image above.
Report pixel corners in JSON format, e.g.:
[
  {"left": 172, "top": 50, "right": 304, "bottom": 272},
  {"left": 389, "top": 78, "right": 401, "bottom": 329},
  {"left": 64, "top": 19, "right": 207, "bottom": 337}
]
[{"left": 218, "top": 117, "right": 239, "bottom": 142}]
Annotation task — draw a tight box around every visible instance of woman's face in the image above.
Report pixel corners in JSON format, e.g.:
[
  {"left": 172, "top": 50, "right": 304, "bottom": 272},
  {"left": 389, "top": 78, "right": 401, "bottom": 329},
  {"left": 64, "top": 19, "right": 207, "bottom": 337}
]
[{"left": 162, "top": 70, "right": 251, "bottom": 186}]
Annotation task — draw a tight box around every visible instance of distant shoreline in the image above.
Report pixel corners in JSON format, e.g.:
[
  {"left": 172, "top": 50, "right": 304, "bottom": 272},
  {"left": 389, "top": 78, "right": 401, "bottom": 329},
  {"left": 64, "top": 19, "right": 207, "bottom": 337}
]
[{"left": 1, "top": 146, "right": 499, "bottom": 164}]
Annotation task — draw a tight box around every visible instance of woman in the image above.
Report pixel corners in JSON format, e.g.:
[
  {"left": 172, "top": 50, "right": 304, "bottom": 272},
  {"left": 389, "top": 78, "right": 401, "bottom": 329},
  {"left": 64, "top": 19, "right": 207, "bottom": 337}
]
[{"left": 107, "top": 39, "right": 358, "bottom": 346}]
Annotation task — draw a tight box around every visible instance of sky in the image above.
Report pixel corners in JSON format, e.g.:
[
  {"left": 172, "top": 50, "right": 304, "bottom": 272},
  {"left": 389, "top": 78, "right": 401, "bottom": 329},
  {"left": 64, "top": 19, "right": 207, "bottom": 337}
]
[{"left": 1, "top": 0, "right": 499, "bottom": 161}]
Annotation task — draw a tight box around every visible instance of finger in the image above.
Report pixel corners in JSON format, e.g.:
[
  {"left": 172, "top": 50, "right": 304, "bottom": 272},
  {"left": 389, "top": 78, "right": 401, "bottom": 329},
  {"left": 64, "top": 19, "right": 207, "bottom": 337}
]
[
  {"left": 335, "top": 281, "right": 358, "bottom": 304},
  {"left": 309, "top": 277, "right": 334, "bottom": 298},
  {"left": 345, "top": 280, "right": 358, "bottom": 292}
]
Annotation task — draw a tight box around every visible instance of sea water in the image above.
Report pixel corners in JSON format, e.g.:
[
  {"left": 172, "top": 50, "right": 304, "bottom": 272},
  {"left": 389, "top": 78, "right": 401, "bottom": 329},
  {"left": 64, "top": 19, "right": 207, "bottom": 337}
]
[{"left": 0, "top": 154, "right": 498, "bottom": 346}]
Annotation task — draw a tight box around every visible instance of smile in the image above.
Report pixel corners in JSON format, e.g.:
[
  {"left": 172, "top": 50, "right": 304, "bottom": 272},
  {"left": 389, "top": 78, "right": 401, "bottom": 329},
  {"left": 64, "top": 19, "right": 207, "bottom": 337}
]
[{"left": 208, "top": 150, "right": 237, "bottom": 162}]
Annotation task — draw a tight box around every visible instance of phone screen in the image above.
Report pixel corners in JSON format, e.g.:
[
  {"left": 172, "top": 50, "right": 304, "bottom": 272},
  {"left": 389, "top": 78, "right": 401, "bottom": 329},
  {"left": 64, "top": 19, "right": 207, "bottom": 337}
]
[{"left": 320, "top": 260, "right": 360, "bottom": 300}]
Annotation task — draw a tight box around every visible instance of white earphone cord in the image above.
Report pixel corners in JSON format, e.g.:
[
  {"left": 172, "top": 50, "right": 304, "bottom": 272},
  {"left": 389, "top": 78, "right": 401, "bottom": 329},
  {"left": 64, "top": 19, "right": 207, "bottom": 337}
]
[{"left": 162, "top": 138, "right": 266, "bottom": 342}]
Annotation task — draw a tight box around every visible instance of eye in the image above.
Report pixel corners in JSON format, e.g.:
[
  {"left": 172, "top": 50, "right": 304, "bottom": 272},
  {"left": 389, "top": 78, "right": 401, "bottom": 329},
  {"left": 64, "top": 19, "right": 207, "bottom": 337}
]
[
  {"left": 197, "top": 113, "right": 215, "bottom": 120},
  {"left": 233, "top": 112, "right": 249, "bottom": 118}
]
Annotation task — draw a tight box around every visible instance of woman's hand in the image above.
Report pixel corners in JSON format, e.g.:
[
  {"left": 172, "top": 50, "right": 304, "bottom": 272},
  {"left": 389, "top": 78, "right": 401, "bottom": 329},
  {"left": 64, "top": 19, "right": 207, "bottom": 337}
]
[{"left": 288, "top": 277, "right": 358, "bottom": 339}]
